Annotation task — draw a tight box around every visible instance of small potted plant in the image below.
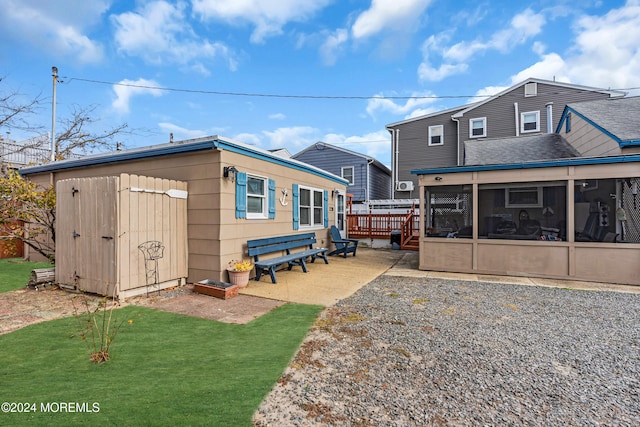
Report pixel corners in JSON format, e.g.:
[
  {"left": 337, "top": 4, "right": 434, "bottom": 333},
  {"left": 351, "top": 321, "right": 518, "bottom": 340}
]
[{"left": 227, "top": 259, "right": 253, "bottom": 288}]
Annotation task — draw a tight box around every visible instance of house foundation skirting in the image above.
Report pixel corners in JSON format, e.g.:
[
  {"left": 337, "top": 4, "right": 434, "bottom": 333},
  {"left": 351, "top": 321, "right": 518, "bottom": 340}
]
[{"left": 419, "top": 239, "right": 640, "bottom": 286}]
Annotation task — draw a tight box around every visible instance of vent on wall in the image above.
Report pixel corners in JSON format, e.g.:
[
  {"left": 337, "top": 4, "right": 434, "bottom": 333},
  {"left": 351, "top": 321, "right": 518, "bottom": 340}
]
[
  {"left": 396, "top": 181, "right": 414, "bottom": 191},
  {"left": 524, "top": 82, "right": 537, "bottom": 97}
]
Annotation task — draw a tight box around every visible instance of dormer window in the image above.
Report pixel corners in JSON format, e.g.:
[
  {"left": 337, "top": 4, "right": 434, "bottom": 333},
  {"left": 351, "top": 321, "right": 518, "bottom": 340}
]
[{"left": 469, "top": 117, "right": 487, "bottom": 138}]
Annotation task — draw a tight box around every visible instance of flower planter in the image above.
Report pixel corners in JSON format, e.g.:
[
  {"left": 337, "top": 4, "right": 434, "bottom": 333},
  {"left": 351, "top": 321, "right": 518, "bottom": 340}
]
[
  {"left": 227, "top": 269, "right": 251, "bottom": 288},
  {"left": 194, "top": 280, "right": 239, "bottom": 299}
]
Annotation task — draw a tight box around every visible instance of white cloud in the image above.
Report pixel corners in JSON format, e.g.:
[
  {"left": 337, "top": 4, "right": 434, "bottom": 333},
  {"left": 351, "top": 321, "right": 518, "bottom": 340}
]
[
  {"left": 366, "top": 92, "right": 439, "bottom": 117},
  {"left": 112, "top": 79, "right": 163, "bottom": 114},
  {"left": 268, "top": 113, "right": 286, "bottom": 120},
  {"left": 480, "top": 1, "right": 640, "bottom": 97},
  {"left": 351, "top": 0, "right": 432, "bottom": 40},
  {"left": 262, "top": 126, "right": 319, "bottom": 149},
  {"left": 158, "top": 122, "right": 208, "bottom": 140},
  {"left": 111, "top": 1, "right": 237, "bottom": 72},
  {"left": 418, "top": 62, "right": 468, "bottom": 82},
  {"left": 233, "top": 133, "right": 262, "bottom": 146},
  {"left": 320, "top": 28, "right": 349, "bottom": 66},
  {"left": 508, "top": 53, "right": 570, "bottom": 84},
  {"left": 419, "top": 8, "right": 546, "bottom": 82},
  {"left": 0, "top": 0, "right": 106, "bottom": 63},
  {"left": 564, "top": 1, "right": 640, "bottom": 92},
  {"left": 192, "top": 0, "right": 331, "bottom": 43},
  {"left": 324, "top": 130, "right": 392, "bottom": 166}
]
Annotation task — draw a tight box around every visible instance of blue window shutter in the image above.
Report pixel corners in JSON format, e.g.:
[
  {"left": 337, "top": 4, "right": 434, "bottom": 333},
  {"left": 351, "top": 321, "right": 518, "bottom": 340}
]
[
  {"left": 292, "top": 184, "right": 299, "bottom": 230},
  {"left": 235, "top": 172, "right": 247, "bottom": 219},
  {"left": 268, "top": 179, "right": 276, "bottom": 219},
  {"left": 323, "top": 190, "right": 329, "bottom": 228}
]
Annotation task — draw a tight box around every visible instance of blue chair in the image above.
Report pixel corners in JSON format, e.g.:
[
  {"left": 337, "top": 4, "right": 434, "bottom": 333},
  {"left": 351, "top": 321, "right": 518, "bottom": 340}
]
[{"left": 328, "top": 225, "right": 358, "bottom": 258}]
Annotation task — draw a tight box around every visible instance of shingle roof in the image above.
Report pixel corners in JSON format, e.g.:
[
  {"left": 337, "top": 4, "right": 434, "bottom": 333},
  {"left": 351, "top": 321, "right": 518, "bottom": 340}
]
[
  {"left": 464, "top": 133, "right": 580, "bottom": 166},
  {"left": 565, "top": 96, "right": 640, "bottom": 143}
]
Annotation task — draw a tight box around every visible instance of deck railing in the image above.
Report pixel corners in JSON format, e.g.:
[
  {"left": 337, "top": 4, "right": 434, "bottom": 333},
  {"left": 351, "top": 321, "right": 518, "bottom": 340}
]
[{"left": 347, "top": 211, "right": 419, "bottom": 240}]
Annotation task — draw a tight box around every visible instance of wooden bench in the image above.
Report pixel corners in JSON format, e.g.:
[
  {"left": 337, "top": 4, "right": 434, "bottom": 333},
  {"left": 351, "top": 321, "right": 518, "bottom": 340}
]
[{"left": 247, "top": 233, "right": 329, "bottom": 284}]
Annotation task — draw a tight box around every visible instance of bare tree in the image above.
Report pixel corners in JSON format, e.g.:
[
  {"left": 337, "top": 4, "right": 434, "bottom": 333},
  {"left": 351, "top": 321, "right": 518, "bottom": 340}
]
[
  {"left": 2, "top": 77, "right": 134, "bottom": 167},
  {"left": 0, "top": 77, "right": 43, "bottom": 133},
  {"left": 54, "top": 104, "right": 130, "bottom": 160}
]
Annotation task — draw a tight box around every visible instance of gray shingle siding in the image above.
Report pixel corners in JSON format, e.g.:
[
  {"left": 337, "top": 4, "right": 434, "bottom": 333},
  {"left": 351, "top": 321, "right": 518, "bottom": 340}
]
[
  {"left": 387, "top": 78, "right": 625, "bottom": 197},
  {"left": 388, "top": 108, "right": 463, "bottom": 192}
]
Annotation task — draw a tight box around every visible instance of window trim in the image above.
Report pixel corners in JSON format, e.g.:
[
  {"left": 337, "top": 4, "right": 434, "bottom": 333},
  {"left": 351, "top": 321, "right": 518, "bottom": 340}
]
[
  {"left": 469, "top": 117, "right": 487, "bottom": 138},
  {"left": 246, "top": 174, "right": 268, "bottom": 219},
  {"left": 505, "top": 186, "right": 543, "bottom": 208},
  {"left": 298, "top": 185, "right": 325, "bottom": 229},
  {"left": 341, "top": 166, "right": 354, "bottom": 185},
  {"left": 520, "top": 110, "right": 540, "bottom": 133},
  {"left": 428, "top": 125, "right": 444, "bottom": 146}
]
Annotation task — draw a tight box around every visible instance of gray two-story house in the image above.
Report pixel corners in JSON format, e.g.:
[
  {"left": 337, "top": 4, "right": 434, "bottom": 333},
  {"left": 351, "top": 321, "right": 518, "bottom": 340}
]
[
  {"left": 387, "top": 78, "right": 626, "bottom": 198},
  {"left": 292, "top": 141, "right": 392, "bottom": 203}
]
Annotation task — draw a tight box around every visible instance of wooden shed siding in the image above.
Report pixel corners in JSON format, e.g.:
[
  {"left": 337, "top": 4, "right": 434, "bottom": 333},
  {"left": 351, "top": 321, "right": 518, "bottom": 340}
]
[{"left": 55, "top": 174, "right": 188, "bottom": 298}]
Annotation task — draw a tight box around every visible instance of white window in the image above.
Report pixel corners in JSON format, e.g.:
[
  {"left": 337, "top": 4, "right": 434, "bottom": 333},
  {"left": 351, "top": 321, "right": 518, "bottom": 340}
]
[
  {"left": 524, "top": 82, "right": 537, "bottom": 97},
  {"left": 299, "top": 186, "right": 324, "bottom": 227},
  {"left": 341, "top": 166, "right": 354, "bottom": 185},
  {"left": 505, "top": 186, "right": 543, "bottom": 208},
  {"left": 247, "top": 175, "right": 267, "bottom": 218},
  {"left": 428, "top": 125, "right": 444, "bottom": 146},
  {"left": 469, "top": 117, "right": 487, "bottom": 138},
  {"left": 521, "top": 111, "right": 540, "bottom": 133}
]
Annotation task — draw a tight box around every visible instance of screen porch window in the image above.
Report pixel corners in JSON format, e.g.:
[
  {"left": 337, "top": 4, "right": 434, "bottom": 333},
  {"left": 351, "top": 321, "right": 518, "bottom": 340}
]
[
  {"left": 428, "top": 125, "right": 444, "bottom": 146},
  {"left": 469, "top": 118, "right": 486, "bottom": 138}
]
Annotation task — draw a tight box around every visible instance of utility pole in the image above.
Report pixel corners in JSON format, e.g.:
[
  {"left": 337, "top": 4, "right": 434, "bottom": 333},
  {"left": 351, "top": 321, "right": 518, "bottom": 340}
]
[{"left": 50, "top": 66, "right": 58, "bottom": 162}]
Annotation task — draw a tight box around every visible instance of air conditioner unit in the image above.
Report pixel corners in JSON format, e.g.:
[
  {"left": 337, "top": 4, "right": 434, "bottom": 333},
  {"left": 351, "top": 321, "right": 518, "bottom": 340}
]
[{"left": 396, "top": 181, "right": 414, "bottom": 191}]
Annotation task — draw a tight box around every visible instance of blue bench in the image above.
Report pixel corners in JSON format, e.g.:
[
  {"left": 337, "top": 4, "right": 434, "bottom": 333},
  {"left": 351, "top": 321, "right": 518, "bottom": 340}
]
[{"left": 247, "top": 233, "right": 329, "bottom": 284}]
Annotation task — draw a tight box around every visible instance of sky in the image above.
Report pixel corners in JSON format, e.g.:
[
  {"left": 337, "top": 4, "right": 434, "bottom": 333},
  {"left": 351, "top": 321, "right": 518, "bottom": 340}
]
[{"left": 1, "top": 0, "right": 640, "bottom": 168}]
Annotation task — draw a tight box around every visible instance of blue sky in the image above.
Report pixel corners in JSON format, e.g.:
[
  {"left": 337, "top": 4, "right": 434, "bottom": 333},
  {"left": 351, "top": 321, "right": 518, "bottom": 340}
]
[{"left": 2, "top": 0, "right": 639, "bottom": 168}]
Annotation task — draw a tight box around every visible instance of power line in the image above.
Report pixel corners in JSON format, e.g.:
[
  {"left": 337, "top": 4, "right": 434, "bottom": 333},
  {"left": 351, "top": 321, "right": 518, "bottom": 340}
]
[
  {"left": 64, "top": 76, "right": 491, "bottom": 100},
  {"left": 64, "top": 76, "right": 640, "bottom": 101}
]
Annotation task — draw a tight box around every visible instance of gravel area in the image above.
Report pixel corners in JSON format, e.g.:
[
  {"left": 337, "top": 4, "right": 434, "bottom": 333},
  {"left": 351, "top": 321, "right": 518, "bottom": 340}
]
[{"left": 254, "top": 276, "right": 640, "bottom": 426}]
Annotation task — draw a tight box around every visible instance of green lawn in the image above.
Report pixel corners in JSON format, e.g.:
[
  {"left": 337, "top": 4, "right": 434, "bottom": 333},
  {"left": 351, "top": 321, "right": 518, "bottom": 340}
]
[
  {"left": 0, "top": 258, "right": 53, "bottom": 293},
  {"left": 0, "top": 303, "right": 322, "bottom": 426}
]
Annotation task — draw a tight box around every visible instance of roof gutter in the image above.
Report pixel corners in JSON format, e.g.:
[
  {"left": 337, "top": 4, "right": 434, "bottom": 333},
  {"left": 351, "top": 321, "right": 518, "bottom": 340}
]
[
  {"left": 411, "top": 153, "right": 640, "bottom": 176},
  {"left": 20, "top": 139, "right": 220, "bottom": 176}
]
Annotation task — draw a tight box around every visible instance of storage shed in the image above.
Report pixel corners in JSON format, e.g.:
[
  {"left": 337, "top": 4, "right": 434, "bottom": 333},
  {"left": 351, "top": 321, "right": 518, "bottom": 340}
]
[
  {"left": 20, "top": 136, "right": 348, "bottom": 289},
  {"left": 55, "top": 174, "right": 188, "bottom": 299}
]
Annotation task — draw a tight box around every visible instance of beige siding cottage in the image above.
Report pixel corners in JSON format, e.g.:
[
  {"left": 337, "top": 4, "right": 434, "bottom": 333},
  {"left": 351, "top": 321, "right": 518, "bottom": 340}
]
[{"left": 20, "top": 136, "right": 348, "bottom": 297}]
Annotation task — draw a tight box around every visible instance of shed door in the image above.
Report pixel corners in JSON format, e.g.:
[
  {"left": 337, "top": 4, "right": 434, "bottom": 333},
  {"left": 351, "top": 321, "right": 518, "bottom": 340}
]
[{"left": 55, "top": 178, "right": 117, "bottom": 296}]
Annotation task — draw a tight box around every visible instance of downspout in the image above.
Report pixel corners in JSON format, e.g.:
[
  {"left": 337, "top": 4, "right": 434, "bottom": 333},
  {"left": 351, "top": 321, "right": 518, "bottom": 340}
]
[
  {"left": 391, "top": 128, "right": 400, "bottom": 198},
  {"left": 367, "top": 158, "right": 374, "bottom": 201},
  {"left": 514, "top": 102, "right": 520, "bottom": 136},
  {"left": 546, "top": 102, "right": 553, "bottom": 133},
  {"left": 451, "top": 116, "right": 460, "bottom": 166}
]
